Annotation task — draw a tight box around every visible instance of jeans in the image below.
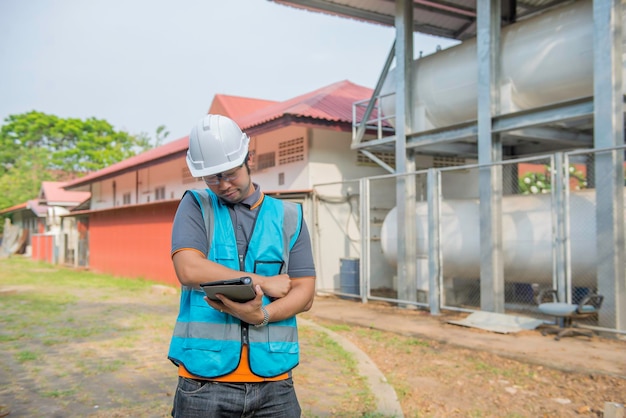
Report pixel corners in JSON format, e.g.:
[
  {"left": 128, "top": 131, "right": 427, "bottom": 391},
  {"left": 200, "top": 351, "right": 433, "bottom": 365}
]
[{"left": 171, "top": 376, "right": 302, "bottom": 418}]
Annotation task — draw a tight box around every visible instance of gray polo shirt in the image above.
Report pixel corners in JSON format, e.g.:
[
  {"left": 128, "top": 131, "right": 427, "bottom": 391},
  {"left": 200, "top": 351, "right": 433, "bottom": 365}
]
[{"left": 171, "top": 183, "right": 316, "bottom": 279}]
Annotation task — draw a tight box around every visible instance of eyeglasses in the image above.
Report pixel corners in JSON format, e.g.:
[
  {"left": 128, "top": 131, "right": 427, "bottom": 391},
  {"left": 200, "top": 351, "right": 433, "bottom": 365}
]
[{"left": 203, "top": 165, "right": 244, "bottom": 185}]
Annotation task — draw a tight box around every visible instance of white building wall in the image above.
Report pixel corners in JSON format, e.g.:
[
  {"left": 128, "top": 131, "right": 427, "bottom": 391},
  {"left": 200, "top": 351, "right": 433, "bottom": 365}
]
[
  {"left": 249, "top": 126, "right": 310, "bottom": 191},
  {"left": 89, "top": 158, "right": 203, "bottom": 210},
  {"left": 308, "top": 129, "right": 395, "bottom": 295}
]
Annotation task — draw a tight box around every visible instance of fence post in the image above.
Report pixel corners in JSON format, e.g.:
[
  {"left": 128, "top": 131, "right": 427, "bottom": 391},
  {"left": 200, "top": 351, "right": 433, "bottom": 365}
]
[{"left": 427, "top": 168, "right": 441, "bottom": 315}]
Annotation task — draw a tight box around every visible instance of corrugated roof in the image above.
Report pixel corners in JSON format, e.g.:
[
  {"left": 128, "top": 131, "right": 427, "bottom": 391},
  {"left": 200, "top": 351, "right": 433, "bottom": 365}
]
[
  {"left": 272, "top": 0, "right": 571, "bottom": 41},
  {"left": 63, "top": 80, "right": 372, "bottom": 190},
  {"left": 209, "top": 94, "right": 278, "bottom": 119},
  {"left": 63, "top": 136, "right": 189, "bottom": 189},
  {"left": 40, "top": 181, "right": 90, "bottom": 205},
  {"left": 0, "top": 199, "right": 48, "bottom": 217},
  {"left": 236, "top": 80, "right": 373, "bottom": 131},
  {"left": 1, "top": 183, "right": 90, "bottom": 216}
]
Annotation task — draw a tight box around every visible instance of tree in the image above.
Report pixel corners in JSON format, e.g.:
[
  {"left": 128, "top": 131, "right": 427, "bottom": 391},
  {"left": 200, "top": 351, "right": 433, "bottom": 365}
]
[
  {"left": 0, "top": 111, "right": 150, "bottom": 175},
  {"left": 0, "top": 148, "right": 54, "bottom": 211},
  {"left": 0, "top": 111, "right": 158, "bottom": 212},
  {"left": 155, "top": 124, "right": 170, "bottom": 148},
  {"left": 132, "top": 124, "right": 170, "bottom": 153}
]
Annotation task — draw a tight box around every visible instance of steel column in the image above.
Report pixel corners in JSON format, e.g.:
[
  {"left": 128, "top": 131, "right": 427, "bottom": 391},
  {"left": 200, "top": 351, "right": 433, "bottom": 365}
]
[
  {"left": 394, "top": 0, "right": 418, "bottom": 303},
  {"left": 593, "top": 0, "right": 625, "bottom": 331},
  {"left": 477, "top": 0, "right": 505, "bottom": 312}
]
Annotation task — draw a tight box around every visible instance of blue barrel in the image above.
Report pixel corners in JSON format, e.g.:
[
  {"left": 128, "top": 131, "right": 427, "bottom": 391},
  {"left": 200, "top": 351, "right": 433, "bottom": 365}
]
[{"left": 339, "top": 258, "right": 360, "bottom": 297}]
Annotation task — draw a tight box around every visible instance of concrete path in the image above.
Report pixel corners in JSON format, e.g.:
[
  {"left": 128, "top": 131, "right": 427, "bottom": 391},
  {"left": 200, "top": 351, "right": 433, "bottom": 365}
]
[{"left": 299, "top": 318, "right": 404, "bottom": 417}]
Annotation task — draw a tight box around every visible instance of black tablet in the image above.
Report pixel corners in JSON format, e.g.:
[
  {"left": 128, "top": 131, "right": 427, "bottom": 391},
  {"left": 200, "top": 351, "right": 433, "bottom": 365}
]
[{"left": 200, "top": 277, "right": 256, "bottom": 303}]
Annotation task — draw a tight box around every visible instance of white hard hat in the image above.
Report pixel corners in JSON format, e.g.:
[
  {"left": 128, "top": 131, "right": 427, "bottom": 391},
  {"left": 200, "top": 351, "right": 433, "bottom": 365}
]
[{"left": 186, "top": 114, "right": 250, "bottom": 177}]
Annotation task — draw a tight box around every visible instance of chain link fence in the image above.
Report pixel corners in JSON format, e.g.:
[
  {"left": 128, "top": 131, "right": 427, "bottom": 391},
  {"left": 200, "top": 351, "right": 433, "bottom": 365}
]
[{"left": 313, "top": 147, "right": 625, "bottom": 334}]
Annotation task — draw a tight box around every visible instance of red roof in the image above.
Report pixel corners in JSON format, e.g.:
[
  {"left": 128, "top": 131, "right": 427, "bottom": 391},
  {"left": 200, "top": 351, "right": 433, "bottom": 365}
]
[
  {"left": 63, "top": 80, "right": 374, "bottom": 190},
  {"left": 0, "top": 201, "right": 28, "bottom": 215},
  {"left": 236, "top": 80, "right": 373, "bottom": 130},
  {"left": 209, "top": 94, "right": 278, "bottom": 119},
  {"left": 40, "top": 181, "right": 90, "bottom": 205},
  {"left": 0, "top": 199, "right": 51, "bottom": 217},
  {"left": 63, "top": 136, "right": 190, "bottom": 189},
  {"left": 1, "top": 182, "right": 90, "bottom": 215}
]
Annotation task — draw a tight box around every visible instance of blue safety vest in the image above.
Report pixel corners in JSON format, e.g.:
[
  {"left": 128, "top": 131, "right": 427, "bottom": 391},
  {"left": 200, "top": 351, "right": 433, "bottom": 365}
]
[{"left": 168, "top": 188, "right": 303, "bottom": 378}]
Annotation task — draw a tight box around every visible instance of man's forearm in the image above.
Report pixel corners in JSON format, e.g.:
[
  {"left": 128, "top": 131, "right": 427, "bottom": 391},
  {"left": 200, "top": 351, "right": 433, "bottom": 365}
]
[
  {"left": 173, "top": 251, "right": 251, "bottom": 287},
  {"left": 262, "top": 277, "right": 315, "bottom": 323}
]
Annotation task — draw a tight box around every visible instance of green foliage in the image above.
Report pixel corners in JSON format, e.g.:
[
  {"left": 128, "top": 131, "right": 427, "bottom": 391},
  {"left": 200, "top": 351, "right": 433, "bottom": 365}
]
[
  {"left": 518, "top": 164, "right": 588, "bottom": 194},
  {"left": 519, "top": 171, "right": 551, "bottom": 195},
  {"left": 0, "top": 111, "right": 167, "bottom": 212},
  {"left": 0, "top": 111, "right": 141, "bottom": 174},
  {"left": 568, "top": 164, "right": 588, "bottom": 190},
  {"left": 0, "top": 147, "right": 55, "bottom": 211}
]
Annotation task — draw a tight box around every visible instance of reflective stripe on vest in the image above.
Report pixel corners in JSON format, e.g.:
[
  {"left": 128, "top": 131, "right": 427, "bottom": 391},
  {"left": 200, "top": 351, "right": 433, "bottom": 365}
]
[{"left": 168, "top": 188, "right": 302, "bottom": 378}]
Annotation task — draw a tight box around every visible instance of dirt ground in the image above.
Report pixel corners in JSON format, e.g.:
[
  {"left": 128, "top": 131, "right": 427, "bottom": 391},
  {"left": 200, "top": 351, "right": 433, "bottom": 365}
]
[
  {"left": 303, "top": 297, "right": 626, "bottom": 417},
  {"left": 1, "top": 258, "right": 625, "bottom": 417}
]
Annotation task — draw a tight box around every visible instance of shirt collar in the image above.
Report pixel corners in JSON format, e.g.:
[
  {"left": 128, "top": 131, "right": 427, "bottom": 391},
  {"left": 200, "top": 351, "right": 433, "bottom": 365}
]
[{"left": 239, "top": 183, "right": 263, "bottom": 209}]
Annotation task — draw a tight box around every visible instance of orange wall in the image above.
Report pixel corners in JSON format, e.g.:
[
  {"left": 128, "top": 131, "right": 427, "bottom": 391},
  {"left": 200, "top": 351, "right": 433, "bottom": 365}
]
[
  {"left": 32, "top": 234, "right": 54, "bottom": 263},
  {"left": 88, "top": 202, "right": 180, "bottom": 286}
]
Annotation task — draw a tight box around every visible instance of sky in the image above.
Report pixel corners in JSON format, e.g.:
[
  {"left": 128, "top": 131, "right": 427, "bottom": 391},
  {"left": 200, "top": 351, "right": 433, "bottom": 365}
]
[{"left": 0, "top": 0, "right": 457, "bottom": 143}]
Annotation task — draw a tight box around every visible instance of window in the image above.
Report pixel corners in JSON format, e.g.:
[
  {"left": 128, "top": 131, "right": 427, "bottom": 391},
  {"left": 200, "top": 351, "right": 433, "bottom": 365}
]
[
  {"left": 257, "top": 152, "right": 276, "bottom": 170},
  {"left": 278, "top": 137, "right": 304, "bottom": 165},
  {"left": 278, "top": 172, "right": 285, "bottom": 185},
  {"left": 433, "top": 156, "right": 466, "bottom": 167},
  {"left": 122, "top": 193, "right": 131, "bottom": 205},
  {"left": 155, "top": 186, "right": 165, "bottom": 201},
  {"left": 357, "top": 151, "right": 396, "bottom": 168}
]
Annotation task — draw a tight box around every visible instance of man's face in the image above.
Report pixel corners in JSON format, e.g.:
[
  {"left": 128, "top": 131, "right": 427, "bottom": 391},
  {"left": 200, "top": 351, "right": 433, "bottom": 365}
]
[{"left": 202, "top": 164, "right": 253, "bottom": 204}]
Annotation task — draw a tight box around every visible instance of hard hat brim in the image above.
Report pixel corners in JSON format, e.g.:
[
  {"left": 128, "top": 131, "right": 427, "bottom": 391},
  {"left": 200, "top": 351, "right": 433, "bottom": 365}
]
[{"left": 186, "top": 151, "right": 248, "bottom": 178}]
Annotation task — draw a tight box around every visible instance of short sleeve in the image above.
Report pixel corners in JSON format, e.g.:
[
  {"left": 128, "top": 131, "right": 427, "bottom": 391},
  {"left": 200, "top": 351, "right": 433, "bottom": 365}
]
[{"left": 171, "top": 191, "right": 209, "bottom": 257}]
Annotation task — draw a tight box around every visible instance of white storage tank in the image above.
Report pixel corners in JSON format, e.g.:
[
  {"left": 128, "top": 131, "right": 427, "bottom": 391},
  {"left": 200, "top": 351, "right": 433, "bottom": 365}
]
[
  {"left": 380, "top": 0, "right": 626, "bottom": 130},
  {"left": 379, "top": 190, "right": 618, "bottom": 285}
]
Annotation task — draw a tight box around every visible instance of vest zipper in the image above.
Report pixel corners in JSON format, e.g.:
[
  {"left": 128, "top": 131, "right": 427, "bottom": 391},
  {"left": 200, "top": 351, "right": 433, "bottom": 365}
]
[
  {"left": 241, "top": 322, "right": 249, "bottom": 345},
  {"left": 238, "top": 197, "right": 262, "bottom": 348}
]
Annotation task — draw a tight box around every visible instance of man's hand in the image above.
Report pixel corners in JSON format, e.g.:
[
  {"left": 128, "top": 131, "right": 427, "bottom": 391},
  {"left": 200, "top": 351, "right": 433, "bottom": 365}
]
[
  {"left": 204, "top": 285, "right": 266, "bottom": 326},
  {"left": 257, "top": 274, "right": 291, "bottom": 299}
]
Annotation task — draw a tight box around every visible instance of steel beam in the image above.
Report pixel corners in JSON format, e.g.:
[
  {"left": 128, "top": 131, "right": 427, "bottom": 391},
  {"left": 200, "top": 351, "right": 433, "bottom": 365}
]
[{"left": 593, "top": 0, "right": 625, "bottom": 331}]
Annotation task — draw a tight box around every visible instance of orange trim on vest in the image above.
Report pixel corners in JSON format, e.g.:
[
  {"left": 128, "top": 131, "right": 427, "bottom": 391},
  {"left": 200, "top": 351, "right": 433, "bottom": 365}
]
[
  {"left": 178, "top": 345, "right": 288, "bottom": 382},
  {"left": 249, "top": 192, "right": 264, "bottom": 210}
]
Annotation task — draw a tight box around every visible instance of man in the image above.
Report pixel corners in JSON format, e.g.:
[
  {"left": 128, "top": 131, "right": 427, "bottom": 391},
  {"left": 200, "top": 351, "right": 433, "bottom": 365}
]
[{"left": 168, "top": 114, "right": 316, "bottom": 417}]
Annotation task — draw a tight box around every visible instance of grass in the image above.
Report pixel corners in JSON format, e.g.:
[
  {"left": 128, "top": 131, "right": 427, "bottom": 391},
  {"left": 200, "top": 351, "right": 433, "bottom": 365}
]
[
  {"left": 298, "top": 324, "right": 379, "bottom": 417},
  {"left": 0, "top": 257, "right": 180, "bottom": 416},
  {"left": 0, "top": 257, "right": 167, "bottom": 346},
  {"left": 16, "top": 350, "right": 39, "bottom": 363},
  {"left": 0, "top": 256, "right": 383, "bottom": 417}
]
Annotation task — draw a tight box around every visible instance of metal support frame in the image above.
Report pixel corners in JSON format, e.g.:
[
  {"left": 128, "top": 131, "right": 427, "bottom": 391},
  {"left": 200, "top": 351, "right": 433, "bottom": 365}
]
[
  {"left": 360, "top": 177, "right": 370, "bottom": 304},
  {"left": 477, "top": 0, "right": 505, "bottom": 312},
  {"left": 394, "top": 0, "right": 418, "bottom": 303},
  {"left": 553, "top": 152, "right": 569, "bottom": 302},
  {"left": 427, "top": 168, "right": 442, "bottom": 315},
  {"left": 353, "top": 41, "right": 396, "bottom": 148},
  {"left": 593, "top": 0, "right": 625, "bottom": 331}
]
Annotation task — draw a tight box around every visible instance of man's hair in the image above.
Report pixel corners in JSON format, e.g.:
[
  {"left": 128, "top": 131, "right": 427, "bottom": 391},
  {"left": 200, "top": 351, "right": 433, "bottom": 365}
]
[{"left": 244, "top": 152, "right": 251, "bottom": 174}]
